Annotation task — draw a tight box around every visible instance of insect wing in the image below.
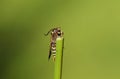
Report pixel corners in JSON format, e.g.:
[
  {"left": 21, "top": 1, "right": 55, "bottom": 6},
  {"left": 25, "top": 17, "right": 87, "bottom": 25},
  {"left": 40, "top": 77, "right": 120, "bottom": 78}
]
[{"left": 48, "top": 47, "right": 52, "bottom": 60}]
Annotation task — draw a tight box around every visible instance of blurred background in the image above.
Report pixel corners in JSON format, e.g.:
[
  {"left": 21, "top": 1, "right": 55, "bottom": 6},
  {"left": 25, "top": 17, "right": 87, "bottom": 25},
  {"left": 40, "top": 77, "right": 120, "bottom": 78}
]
[{"left": 0, "top": 0, "right": 120, "bottom": 79}]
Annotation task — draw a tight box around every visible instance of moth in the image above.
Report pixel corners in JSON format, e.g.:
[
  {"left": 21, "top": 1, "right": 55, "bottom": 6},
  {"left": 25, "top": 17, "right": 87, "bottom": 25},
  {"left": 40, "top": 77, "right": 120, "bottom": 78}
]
[{"left": 45, "top": 27, "right": 63, "bottom": 61}]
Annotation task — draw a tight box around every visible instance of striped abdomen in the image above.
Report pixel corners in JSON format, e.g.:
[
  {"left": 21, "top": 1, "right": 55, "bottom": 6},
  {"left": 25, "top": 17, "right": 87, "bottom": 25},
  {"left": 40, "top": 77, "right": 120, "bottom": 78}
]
[{"left": 51, "top": 42, "right": 56, "bottom": 61}]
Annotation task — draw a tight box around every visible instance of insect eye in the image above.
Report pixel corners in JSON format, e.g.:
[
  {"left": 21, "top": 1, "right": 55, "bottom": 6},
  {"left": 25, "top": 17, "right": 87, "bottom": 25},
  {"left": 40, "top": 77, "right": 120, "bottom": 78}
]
[
  {"left": 57, "top": 32, "right": 61, "bottom": 36},
  {"left": 58, "top": 31, "right": 60, "bottom": 34}
]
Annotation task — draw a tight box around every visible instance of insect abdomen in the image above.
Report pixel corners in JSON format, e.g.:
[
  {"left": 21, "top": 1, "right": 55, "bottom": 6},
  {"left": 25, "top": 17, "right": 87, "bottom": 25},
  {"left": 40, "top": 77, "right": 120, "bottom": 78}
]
[{"left": 51, "top": 45, "right": 56, "bottom": 61}]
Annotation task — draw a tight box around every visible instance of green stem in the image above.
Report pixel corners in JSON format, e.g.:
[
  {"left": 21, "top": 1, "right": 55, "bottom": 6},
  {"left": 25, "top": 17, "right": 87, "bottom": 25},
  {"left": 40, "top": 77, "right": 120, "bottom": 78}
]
[{"left": 54, "top": 37, "right": 64, "bottom": 79}]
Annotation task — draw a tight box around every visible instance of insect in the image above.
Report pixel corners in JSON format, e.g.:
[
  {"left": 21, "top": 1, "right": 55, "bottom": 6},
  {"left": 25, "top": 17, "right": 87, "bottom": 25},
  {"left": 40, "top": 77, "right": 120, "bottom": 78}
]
[{"left": 45, "top": 27, "right": 63, "bottom": 61}]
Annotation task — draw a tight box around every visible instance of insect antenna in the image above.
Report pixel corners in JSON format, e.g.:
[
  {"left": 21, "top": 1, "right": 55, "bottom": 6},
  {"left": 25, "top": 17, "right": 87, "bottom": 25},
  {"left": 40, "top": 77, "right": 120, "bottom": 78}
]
[{"left": 44, "top": 28, "right": 53, "bottom": 36}]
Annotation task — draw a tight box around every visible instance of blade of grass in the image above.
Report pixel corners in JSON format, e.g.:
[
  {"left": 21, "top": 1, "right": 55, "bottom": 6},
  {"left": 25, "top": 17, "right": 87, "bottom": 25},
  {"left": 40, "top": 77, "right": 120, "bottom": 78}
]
[{"left": 54, "top": 37, "right": 64, "bottom": 79}]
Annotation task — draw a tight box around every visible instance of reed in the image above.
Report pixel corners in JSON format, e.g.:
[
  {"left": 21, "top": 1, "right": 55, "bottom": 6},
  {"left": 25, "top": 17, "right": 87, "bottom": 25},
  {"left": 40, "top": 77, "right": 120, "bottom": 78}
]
[{"left": 54, "top": 37, "right": 64, "bottom": 79}]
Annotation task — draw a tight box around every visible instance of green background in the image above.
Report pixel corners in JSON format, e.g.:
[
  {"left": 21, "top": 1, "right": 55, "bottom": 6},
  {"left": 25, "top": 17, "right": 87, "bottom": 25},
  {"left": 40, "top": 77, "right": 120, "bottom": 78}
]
[{"left": 0, "top": 0, "right": 120, "bottom": 79}]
